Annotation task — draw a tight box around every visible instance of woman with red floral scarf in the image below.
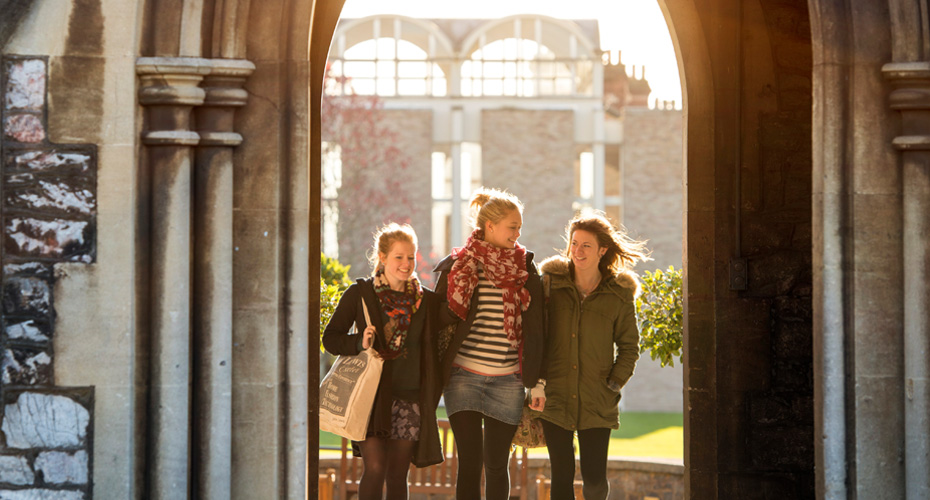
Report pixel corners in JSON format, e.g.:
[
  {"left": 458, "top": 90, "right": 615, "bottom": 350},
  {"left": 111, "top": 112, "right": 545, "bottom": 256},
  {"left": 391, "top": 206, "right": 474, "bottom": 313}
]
[
  {"left": 433, "top": 187, "right": 546, "bottom": 500},
  {"left": 322, "top": 223, "right": 443, "bottom": 499}
]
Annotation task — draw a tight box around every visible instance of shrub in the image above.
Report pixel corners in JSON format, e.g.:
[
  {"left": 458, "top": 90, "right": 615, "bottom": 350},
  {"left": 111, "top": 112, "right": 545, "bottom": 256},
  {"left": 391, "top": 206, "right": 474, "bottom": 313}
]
[
  {"left": 320, "top": 253, "right": 351, "bottom": 352},
  {"left": 635, "top": 266, "right": 683, "bottom": 367},
  {"left": 321, "top": 252, "right": 351, "bottom": 286}
]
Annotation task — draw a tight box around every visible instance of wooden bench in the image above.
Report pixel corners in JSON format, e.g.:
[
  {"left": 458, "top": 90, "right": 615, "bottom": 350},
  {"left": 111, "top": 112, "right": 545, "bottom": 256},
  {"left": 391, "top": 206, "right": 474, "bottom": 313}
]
[
  {"left": 319, "top": 468, "right": 336, "bottom": 500},
  {"left": 338, "top": 419, "right": 529, "bottom": 499}
]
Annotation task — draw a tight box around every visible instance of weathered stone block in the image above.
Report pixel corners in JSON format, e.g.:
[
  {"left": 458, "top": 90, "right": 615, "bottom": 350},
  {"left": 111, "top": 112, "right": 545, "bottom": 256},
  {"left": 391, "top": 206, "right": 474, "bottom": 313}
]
[
  {"left": 750, "top": 425, "right": 815, "bottom": 470},
  {"left": 4, "top": 217, "right": 93, "bottom": 262},
  {"left": 2, "top": 263, "right": 52, "bottom": 279},
  {"left": 4, "top": 150, "right": 92, "bottom": 175},
  {"left": 2, "top": 277, "right": 51, "bottom": 318},
  {"left": 1, "top": 392, "right": 89, "bottom": 449},
  {"left": 2, "top": 348, "right": 52, "bottom": 385},
  {"left": 4, "top": 320, "right": 50, "bottom": 343},
  {"left": 34, "top": 450, "right": 87, "bottom": 485},
  {"left": 4, "top": 59, "right": 45, "bottom": 112},
  {"left": 773, "top": 319, "right": 812, "bottom": 359},
  {"left": 0, "top": 489, "right": 83, "bottom": 500},
  {"left": 773, "top": 359, "right": 812, "bottom": 390},
  {"left": 3, "top": 115, "right": 45, "bottom": 143},
  {"left": 4, "top": 178, "right": 96, "bottom": 216},
  {"left": 0, "top": 455, "right": 34, "bottom": 485}
]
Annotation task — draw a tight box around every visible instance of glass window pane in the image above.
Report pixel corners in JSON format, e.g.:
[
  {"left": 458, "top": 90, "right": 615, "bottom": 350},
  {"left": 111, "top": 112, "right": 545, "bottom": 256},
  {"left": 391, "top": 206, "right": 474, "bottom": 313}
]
[{"left": 398, "top": 61, "right": 428, "bottom": 78}]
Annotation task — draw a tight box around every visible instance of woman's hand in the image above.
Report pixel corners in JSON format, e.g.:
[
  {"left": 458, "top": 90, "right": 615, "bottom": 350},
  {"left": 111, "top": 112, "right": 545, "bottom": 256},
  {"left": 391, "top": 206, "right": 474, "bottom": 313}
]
[
  {"left": 528, "top": 382, "right": 546, "bottom": 411},
  {"left": 361, "top": 325, "right": 376, "bottom": 350}
]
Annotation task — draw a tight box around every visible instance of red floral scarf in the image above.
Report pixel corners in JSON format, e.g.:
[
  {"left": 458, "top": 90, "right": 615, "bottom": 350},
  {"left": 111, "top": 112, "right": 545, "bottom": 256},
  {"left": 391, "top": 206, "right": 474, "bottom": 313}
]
[
  {"left": 373, "top": 268, "right": 423, "bottom": 360},
  {"left": 447, "top": 229, "right": 531, "bottom": 348}
]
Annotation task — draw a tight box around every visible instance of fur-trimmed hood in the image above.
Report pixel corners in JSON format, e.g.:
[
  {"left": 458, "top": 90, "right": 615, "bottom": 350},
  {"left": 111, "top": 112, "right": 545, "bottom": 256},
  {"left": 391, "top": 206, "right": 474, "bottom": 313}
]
[{"left": 540, "top": 255, "right": 640, "bottom": 296}]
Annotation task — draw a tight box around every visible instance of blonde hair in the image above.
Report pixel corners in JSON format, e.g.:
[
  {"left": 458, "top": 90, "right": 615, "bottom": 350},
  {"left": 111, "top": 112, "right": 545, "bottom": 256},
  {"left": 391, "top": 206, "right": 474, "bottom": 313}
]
[
  {"left": 563, "top": 211, "right": 649, "bottom": 276},
  {"left": 368, "top": 222, "right": 418, "bottom": 275},
  {"left": 469, "top": 187, "right": 524, "bottom": 233}
]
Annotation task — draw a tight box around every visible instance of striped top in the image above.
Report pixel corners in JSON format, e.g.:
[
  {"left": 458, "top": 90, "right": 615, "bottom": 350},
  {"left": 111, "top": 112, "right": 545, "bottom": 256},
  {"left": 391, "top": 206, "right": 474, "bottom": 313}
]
[{"left": 453, "top": 265, "right": 520, "bottom": 375}]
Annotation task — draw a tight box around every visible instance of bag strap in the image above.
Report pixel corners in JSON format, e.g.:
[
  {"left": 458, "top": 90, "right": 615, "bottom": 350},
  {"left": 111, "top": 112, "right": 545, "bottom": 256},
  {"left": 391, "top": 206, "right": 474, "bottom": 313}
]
[{"left": 361, "top": 297, "right": 372, "bottom": 328}]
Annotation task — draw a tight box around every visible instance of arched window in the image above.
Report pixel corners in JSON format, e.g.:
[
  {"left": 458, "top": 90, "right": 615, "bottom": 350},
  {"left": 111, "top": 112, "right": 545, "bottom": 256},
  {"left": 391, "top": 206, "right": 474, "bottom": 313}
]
[
  {"left": 460, "top": 16, "right": 598, "bottom": 97},
  {"left": 328, "top": 16, "right": 454, "bottom": 97}
]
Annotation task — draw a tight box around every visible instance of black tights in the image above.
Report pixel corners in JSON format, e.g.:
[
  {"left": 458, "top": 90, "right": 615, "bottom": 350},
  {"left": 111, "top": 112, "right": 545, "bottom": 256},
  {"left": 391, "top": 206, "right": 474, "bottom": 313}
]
[
  {"left": 540, "top": 420, "right": 612, "bottom": 500},
  {"left": 357, "top": 437, "right": 416, "bottom": 500},
  {"left": 449, "top": 411, "right": 518, "bottom": 500}
]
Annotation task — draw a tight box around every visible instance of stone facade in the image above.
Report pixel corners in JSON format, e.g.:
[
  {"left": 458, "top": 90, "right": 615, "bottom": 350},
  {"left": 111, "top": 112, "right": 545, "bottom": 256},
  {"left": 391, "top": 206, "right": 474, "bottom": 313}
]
[
  {"left": 1, "top": 0, "right": 926, "bottom": 498},
  {"left": 621, "top": 108, "right": 683, "bottom": 272},
  {"left": 481, "top": 109, "right": 576, "bottom": 259},
  {"left": 618, "top": 107, "right": 684, "bottom": 413},
  {"left": 334, "top": 108, "right": 434, "bottom": 280},
  {"left": 318, "top": 457, "right": 684, "bottom": 500},
  {"left": 0, "top": 56, "right": 95, "bottom": 499}
]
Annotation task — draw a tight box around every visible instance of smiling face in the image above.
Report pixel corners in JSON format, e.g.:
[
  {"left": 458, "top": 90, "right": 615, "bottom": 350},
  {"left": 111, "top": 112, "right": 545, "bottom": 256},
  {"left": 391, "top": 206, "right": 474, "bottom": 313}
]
[
  {"left": 484, "top": 209, "right": 523, "bottom": 249},
  {"left": 379, "top": 240, "right": 417, "bottom": 288},
  {"left": 570, "top": 229, "right": 606, "bottom": 272}
]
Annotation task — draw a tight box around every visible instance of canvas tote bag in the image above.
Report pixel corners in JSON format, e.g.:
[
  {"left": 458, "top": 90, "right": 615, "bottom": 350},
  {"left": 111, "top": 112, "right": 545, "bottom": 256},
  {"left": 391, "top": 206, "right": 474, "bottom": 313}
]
[{"left": 319, "top": 297, "right": 384, "bottom": 441}]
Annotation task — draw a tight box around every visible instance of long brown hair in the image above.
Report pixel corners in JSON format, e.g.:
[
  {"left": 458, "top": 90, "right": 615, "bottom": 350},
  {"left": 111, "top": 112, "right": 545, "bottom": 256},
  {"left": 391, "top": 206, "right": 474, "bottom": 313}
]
[{"left": 562, "top": 212, "right": 649, "bottom": 277}]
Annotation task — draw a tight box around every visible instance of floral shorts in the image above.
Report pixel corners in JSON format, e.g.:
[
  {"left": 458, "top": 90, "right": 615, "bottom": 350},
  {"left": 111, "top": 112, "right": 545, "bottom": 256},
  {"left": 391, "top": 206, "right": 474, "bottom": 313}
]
[{"left": 390, "top": 399, "right": 421, "bottom": 441}]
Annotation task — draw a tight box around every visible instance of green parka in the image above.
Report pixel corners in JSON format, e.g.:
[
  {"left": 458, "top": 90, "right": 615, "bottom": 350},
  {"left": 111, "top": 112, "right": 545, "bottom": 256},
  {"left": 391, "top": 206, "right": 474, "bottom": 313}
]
[{"left": 538, "top": 256, "right": 640, "bottom": 431}]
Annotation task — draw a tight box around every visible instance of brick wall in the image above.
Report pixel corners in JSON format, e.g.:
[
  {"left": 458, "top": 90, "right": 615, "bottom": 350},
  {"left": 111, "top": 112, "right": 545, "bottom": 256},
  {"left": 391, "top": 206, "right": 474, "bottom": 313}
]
[
  {"left": 621, "top": 108, "right": 683, "bottom": 272},
  {"left": 0, "top": 56, "right": 95, "bottom": 498},
  {"left": 481, "top": 109, "right": 576, "bottom": 261},
  {"left": 334, "top": 108, "right": 433, "bottom": 281},
  {"left": 618, "top": 108, "right": 684, "bottom": 413}
]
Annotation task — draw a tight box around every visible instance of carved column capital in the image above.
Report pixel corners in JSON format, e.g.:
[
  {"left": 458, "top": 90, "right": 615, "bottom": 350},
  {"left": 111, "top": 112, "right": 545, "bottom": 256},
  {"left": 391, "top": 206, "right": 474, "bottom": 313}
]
[
  {"left": 883, "top": 62, "right": 930, "bottom": 150},
  {"left": 198, "top": 59, "right": 255, "bottom": 147},
  {"left": 137, "top": 57, "right": 213, "bottom": 146}
]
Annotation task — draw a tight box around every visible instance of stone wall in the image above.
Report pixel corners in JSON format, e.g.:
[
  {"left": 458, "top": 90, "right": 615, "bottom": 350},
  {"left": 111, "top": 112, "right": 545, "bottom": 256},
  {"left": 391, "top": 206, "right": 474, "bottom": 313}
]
[
  {"left": 0, "top": 55, "right": 95, "bottom": 498},
  {"left": 481, "top": 109, "right": 576, "bottom": 260},
  {"left": 318, "top": 457, "right": 684, "bottom": 500},
  {"left": 692, "top": 0, "right": 815, "bottom": 496},
  {"left": 334, "top": 108, "right": 433, "bottom": 280},
  {"left": 621, "top": 108, "right": 683, "bottom": 272},
  {"left": 619, "top": 108, "right": 684, "bottom": 413}
]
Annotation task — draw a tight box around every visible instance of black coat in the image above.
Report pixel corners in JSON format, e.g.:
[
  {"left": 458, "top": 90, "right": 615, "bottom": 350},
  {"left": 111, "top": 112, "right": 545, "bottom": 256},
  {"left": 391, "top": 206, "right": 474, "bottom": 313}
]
[
  {"left": 433, "top": 252, "right": 546, "bottom": 389},
  {"left": 321, "top": 278, "right": 444, "bottom": 468}
]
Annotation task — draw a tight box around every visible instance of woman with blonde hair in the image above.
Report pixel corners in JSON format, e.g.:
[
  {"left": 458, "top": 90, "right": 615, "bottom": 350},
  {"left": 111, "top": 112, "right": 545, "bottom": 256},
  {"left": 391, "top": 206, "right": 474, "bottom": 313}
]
[
  {"left": 538, "top": 211, "right": 648, "bottom": 500},
  {"left": 322, "top": 223, "right": 443, "bottom": 499},
  {"left": 433, "top": 187, "right": 546, "bottom": 500}
]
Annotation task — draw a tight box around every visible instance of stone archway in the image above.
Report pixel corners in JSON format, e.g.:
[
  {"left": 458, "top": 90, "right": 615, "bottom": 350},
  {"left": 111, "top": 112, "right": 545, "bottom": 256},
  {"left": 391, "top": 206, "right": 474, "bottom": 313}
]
[
  {"left": 301, "top": 0, "right": 811, "bottom": 498},
  {"left": 128, "top": 0, "right": 928, "bottom": 498}
]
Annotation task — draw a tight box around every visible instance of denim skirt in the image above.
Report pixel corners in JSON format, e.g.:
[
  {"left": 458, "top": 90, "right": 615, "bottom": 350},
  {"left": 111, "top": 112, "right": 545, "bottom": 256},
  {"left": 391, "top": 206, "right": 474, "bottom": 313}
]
[{"left": 443, "top": 366, "right": 525, "bottom": 425}]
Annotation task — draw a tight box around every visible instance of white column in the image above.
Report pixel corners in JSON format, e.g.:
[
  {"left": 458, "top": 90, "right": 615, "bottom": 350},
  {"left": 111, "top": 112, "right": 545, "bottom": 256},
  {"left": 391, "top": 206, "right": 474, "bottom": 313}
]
[{"left": 137, "top": 56, "right": 211, "bottom": 500}]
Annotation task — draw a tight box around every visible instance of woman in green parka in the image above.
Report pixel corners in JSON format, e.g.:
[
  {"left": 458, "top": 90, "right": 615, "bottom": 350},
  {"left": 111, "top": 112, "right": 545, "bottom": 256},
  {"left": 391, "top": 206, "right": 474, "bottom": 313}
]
[{"left": 538, "top": 212, "right": 648, "bottom": 500}]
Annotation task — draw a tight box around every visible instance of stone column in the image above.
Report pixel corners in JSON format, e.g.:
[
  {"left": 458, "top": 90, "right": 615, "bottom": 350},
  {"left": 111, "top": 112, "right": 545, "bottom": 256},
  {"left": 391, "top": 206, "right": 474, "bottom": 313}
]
[
  {"left": 137, "top": 57, "right": 211, "bottom": 500},
  {"left": 192, "top": 58, "right": 254, "bottom": 500},
  {"left": 884, "top": 61, "right": 930, "bottom": 500}
]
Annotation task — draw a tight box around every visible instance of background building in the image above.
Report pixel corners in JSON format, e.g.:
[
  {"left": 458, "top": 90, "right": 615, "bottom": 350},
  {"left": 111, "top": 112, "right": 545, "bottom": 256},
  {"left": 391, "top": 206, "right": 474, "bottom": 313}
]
[{"left": 322, "top": 14, "right": 684, "bottom": 412}]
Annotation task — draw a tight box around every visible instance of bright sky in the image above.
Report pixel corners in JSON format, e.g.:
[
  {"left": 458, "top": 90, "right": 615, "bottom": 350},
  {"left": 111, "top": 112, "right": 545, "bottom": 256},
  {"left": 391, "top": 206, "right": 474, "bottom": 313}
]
[{"left": 339, "top": 0, "right": 682, "bottom": 107}]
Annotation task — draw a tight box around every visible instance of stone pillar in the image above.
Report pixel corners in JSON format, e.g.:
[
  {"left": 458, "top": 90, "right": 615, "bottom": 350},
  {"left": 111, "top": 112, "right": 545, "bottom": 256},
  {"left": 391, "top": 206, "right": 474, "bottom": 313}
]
[
  {"left": 884, "top": 61, "right": 930, "bottom": 500},
  {"left": 137, "top": 56, "right": 211, "bottom": 500},
  {"left": 192, "top": 58, "right": 254, "bottom": 500}
]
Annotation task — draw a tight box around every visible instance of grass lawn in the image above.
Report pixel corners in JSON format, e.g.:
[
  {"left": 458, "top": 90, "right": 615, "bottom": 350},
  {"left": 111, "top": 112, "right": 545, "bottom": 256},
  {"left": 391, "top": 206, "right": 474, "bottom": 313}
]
[{"left": 320, "top": 411, "right": 683, "bottom": 461}]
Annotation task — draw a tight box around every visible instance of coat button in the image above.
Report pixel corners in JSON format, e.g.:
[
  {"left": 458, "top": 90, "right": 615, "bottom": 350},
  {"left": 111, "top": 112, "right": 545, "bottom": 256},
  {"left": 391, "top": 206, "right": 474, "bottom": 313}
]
[
  {"left": 572, "top": 364, "right": 577, "bottom": 370},
  {"left": 571, "top": 333, "right": 576, "bottom": 338},
  {"left": 571, "top": 394, "right": 577, "bottom": 399}
]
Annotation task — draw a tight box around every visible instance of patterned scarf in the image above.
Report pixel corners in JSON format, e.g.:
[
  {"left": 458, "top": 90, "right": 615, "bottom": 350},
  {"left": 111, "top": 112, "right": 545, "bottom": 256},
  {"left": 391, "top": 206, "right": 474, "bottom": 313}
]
[
  {"left": 447, "top": 229, "right": 531, "bottom": 349},
  {"left": 373, "top": 267, "right": 423, "bottom": 360}
]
